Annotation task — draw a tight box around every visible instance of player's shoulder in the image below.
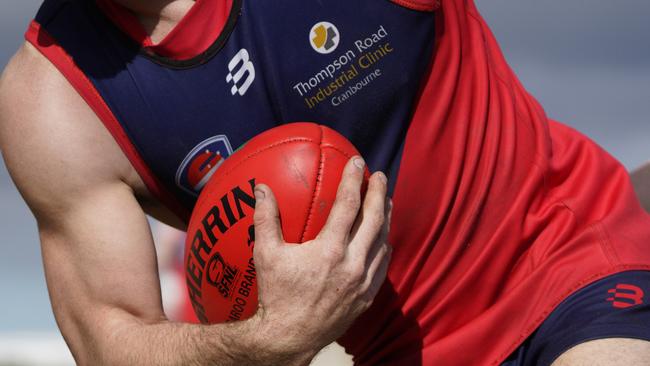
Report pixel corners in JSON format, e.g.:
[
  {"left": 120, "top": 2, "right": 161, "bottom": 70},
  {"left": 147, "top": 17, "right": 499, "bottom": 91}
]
[
  {"left": 0, "top": 42, "right": 134, "bottom": 215},
  {"left": 1, "top": 41, "right": 60, "bottom": 102},
  {"left": 0, "top": 40, "right": 89, "bottom": 130}
]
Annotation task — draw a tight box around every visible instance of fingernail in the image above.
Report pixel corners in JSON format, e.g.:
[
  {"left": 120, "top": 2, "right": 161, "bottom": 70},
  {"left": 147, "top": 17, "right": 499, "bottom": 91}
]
[
  {"left": 378, "top": 172, "right": 388, "bottom": 184},
  {"left": 353, "top": 157, "right": 365, "bottom": 170},
  {"left": 254, "top": 188, "right": 265, "bottom": 203}
]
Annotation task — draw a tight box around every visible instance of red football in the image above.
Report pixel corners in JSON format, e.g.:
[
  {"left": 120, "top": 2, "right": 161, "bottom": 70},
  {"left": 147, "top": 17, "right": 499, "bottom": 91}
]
[{"left": 184, "top": 122, "right": 369, "bottom": 324}]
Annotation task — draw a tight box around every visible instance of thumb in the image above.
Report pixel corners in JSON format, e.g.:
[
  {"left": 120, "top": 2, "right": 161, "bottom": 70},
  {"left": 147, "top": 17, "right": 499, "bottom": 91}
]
[{"left": 253, "top": 184, "right": 283, "bottom": 249}]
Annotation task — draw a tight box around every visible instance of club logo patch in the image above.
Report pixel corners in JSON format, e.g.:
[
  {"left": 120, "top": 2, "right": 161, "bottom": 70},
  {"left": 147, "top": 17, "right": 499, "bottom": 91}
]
[
  {"left": 176, "top": 135, "right": 234, "bottom": 196},
  {"left": 310, "top": 21, "right": 340, "bottom": 54}
]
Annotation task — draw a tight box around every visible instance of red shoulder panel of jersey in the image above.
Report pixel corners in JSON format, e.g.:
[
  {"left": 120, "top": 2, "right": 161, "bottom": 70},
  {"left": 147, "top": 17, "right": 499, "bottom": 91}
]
[
  {"left": 25, "top": 20, "right": 191, "bottom": 222},
  {"left": 340, "top": 0, "right": 650, "bottom": 364}
]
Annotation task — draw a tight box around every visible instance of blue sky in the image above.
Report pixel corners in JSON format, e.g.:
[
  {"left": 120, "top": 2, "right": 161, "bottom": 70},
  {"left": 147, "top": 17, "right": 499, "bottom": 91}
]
[{"left": 0, "top": 0, "right": 648, "bottom": 331}]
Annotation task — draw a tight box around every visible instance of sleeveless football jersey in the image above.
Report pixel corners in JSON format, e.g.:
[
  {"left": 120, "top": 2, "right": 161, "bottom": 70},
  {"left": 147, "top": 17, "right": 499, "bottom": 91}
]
[
  {"left": 26, "top": 0, "right": 650, "bottom": 365},
  {"left": 28, "top": 0, "right": 438, "bottom": 218}
]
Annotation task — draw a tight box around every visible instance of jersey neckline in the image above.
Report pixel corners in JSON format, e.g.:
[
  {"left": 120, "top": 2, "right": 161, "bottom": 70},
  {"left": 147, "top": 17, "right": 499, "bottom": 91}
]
[{"left": 95, "top": 0, "right": 234, "bottom": 61}]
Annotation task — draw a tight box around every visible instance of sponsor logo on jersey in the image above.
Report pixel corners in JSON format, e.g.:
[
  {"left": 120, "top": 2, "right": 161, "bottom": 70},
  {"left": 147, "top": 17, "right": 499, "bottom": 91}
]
[
  {"left": 176, "top": 135, "right": 234, "bottom": 196},
  {"left": 607, "top": 283, "right": 645, "bottom": 309},
  {"left": 310, "top": 21, "right": 340, "bottom": 54},
  {"left": 294, "top": 24, "right": 394, "bottom": 109},
  {"left": 227, "top": 49, "right": 256, "bottom": 96}
]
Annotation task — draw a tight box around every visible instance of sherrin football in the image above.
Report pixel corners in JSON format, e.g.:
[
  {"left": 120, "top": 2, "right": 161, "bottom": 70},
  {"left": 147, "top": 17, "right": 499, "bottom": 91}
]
[{"left": 184, "top": 122, "right": 369, "bottom": 324}]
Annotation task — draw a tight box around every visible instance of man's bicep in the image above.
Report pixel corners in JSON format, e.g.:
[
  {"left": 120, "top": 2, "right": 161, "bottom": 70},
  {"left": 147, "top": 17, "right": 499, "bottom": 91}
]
[
  {"left": 40, "top": 180, "right": 165, "bottom": 318},
  {"left": 39, "top": 180, "right": 166, "bottom": 354}
]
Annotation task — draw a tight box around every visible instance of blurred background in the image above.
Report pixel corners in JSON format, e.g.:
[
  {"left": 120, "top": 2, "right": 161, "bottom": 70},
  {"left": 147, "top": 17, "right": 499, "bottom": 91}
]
[{"left": 0, "top": 1, "right": 648, "bottom": 365}]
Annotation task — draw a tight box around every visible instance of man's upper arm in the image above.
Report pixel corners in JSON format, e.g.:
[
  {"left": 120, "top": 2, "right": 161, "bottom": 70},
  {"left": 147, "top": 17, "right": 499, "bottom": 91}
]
[
  {"left": 0, "top": 43, "right": 166, "bottom": 362},
  {"left": 552, "top": 338, "right": 650, "bottom": 366}
]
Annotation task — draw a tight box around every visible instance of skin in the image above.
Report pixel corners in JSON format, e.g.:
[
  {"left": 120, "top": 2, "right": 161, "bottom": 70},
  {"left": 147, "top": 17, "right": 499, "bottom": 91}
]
[
  {"left": 551, "top": 339, "right": 650, "bottom": 366},
  {"left": 0, "top": 0, "right": 647, "bottom": 364},
  {"left": 115, "top": 0, "right": 196, "bottom": 44}
]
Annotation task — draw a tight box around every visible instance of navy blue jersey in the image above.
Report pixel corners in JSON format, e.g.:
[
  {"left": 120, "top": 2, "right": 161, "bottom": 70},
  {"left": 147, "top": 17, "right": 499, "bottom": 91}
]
[{"left": 30, "top": 0, "right": 436, "bottom": 220}]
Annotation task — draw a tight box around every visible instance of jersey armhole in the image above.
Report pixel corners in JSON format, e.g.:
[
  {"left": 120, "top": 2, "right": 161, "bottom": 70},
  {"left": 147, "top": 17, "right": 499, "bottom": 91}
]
[{"left": 24, "top": 20, "right": 191, "bottom": 223}]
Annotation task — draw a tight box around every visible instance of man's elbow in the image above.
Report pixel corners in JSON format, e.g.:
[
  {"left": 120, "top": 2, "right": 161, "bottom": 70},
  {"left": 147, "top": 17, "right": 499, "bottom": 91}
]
[{"left": 59, "top": 305, "right": 160, "bottom": 366}]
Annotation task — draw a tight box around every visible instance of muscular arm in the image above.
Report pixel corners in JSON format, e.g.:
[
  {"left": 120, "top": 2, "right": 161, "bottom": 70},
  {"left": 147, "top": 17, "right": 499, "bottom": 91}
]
[
  {"left": 631, "top": 162, "right": 650, "bottom": 213},
  {"left": 0, "top": 43, "right": 390, "bottom": 366},
  {"left": 0, "top": 43, "right": 270, "bottom": 366}
]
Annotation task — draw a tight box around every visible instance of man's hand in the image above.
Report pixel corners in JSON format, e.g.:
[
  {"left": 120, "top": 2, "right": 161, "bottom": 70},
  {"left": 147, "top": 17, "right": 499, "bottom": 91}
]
[{"left": 252, "top": 157, "right": 392, "bottom": 358}]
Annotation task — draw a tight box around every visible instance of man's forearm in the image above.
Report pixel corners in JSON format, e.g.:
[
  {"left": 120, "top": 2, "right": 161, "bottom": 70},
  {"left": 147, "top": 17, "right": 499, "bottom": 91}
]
[
  {"left": 631, "top": 162, "right": 650, "bottom": 213},
  {"left": 79, "top": 310, "right": 315, "bottom": 366}
]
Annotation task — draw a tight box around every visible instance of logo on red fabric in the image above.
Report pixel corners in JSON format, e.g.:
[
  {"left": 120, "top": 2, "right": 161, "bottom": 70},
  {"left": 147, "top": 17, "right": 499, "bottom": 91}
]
[
  {"left": 206, "top": 252, "right": 241, "bottom": 299},
  {"left": 606, "top": 284, "right": 644, "bottom": 309}
]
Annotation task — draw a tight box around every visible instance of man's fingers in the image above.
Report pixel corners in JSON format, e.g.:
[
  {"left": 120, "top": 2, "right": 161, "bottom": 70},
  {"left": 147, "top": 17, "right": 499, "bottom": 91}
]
[
  {"left": 359, "top": 197, "right": 391, "bottom": 287},
  {"left": 348, "top": 172, "right": 388, "bottom": 258},
  {"left": 253, "top": 184, "right": 284, "bottom": 250},
  {"left": 363, "top": 242, "right": 392, "bottom": 301},
  {"left": 319, "top": 157, "right": 366, "bottom": 243}
]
